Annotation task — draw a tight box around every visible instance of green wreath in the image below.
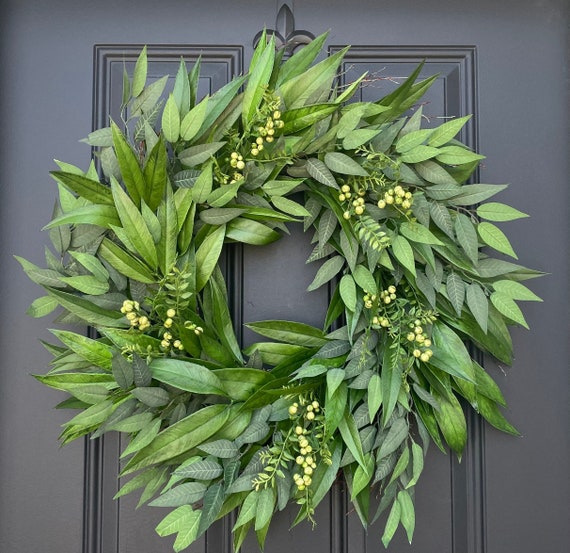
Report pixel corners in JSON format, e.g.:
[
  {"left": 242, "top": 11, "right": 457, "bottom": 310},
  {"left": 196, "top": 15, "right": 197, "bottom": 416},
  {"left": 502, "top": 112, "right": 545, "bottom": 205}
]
[{"left": 18, "top": 33, "right": 542, "bottom": 550}]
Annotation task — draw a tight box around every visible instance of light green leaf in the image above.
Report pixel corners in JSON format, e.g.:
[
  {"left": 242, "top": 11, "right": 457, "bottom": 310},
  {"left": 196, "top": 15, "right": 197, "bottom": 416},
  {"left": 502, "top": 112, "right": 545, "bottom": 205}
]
[
  {"left": 271, "top": 196, "right": 311, "bottom": 217},
  {"left": 391, "top": 235, "right": 416, "bottom": 276},
  {"left": 306, "top": 158, "right": 338, "bottom": 189},
  {"left": 180, "top": 95, "right": 209, "bottom": 142},
  {"left": 415, "top": 160, "right": 458, "bottom": 185},
  {"left": 476, "top": 202, "right": 528, "bottom": 222},
  {"left": 111, "top": 122, "right": 146, "bottom": 206},
  {"left": 446, "top": 272, "right": 465, "bottom": 316},
  {"left": 399, "top": 221, "right": 443, "bottom": 245},
  {"left": 178, "top": 142, "right": 225, "bottom": 167},
  {"left": 50, "top": 171, "right": 113, "bottom": 205},
  {"left": 234, "top": 492, "right": 259, "bottom": 529},
  {"left": 131, "top": 75, "right": 168, "bottom": 115},
  {"left": 406, "top": 442, "right": 424, "bottom": 489},
  {"left": 254, "top": 487, "right": 275, "bottom": 531},
  {"left": 466, "top": 283, "right": 489, "bottom": 333},
  {"left": 338, "top": 414, "right": 368, "bottom": 473},
  {"left": 150, "top": 358, "right": 227, "bottom": 396},
  {"left": 493, "top": 280, "right": 542, "bottom": 302},
  {"left": 428, "top": 115, "right": 471, "bottom": 147},
  {"left": 478, "top": 222, "right": 518, "bottom": 258},
  {"left": 395, "top": 128, "right": 434, "bottom": 153},
  {"left": 324, "top": 152, "right": 368, "bottom": 176},
  {"left": 132, "top": 46, "right": 147, "bottom": 97},
  {"left": 397, "top": 490, "right": 416, "bottom": 543},
  {"left": 450, "top": 184, "right": 508, "bottom": 206},
  {"left": 173, "top": 459, "right": 223, "bottom": 480},
  {"left": 162, "top": 93, "right": 180, "bottom": 143},
  {"left": 198, "top": 439, "right": 239, "bottom": 459},
  {"left": 307, "top": 255, "right": 345, "bottom": 291},
  {"left": 454, "top": 213, "right": 479, "bottom": 264},
  {"left": 226, "top": 218, "right": 280, "bottom": 246},
  {"left": 122, "top": 404, "right": 229, "bottom": 474},
  {"left": 98, "top": 238, "right": 155, "bottom": 284},
  {"left": 400, "top": 145, "right": 440, "bottom": 164},
  {"left": 367, "top": 373, "right": 383, "bottom": 423},
  {"left": 207, "top": 181, "right": 241, "bottom": 207},
  {"left": 245, "top": 320, "right": 326, "bottom": 348},
  {"left": 59, "top": 275, "right": 109, "bottom": 295},
  {"left": 490, "top": 292, "right": 529, "bottom": 328},
  {"left": 434, "top": 393, "right": 467, "bottom": 455},
  {"left": 430, "top": 322, "right": 475, "bottom": 382},
  {"left": 353, "top": 264, "right": 377, "bottom": 294},
  {"left": 173, "top": 508, "right": 202, "bottom": 552},
  {"left": 173, "top": 58, "right": 191, "bottom": 118},
  {"left": 131, "top": 387, "right": 170, "bottom": 407},
  {"left": 26, "top": 296, "right": 58, "bottom": 318},
  {"left": 339, "top": 274, "right": 357, "bottom": 312},
  {"left": 436, "top": 145, "right": 485, "bottom": 165},
  {"left": 326, "top": 369, "right": 346, "bottom": 396},
  {"left": 242, "top": 36, "right": 275, "bottom": 125},
  {"left": 111, "top": 178, "right": 158, "bottom": 268},
  {"left": 382, "top": 497, "right": 401, "bottom": 547},
  {"left": 195, "top": 225, "right": 226, "bottom": 291}
]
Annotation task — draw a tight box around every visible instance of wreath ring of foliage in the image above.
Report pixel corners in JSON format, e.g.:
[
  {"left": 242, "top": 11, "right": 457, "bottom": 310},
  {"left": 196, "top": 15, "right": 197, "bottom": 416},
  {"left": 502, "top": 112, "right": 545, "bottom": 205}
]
[{"left": 18, "top": 33, "right": 542, "bottom": 551}]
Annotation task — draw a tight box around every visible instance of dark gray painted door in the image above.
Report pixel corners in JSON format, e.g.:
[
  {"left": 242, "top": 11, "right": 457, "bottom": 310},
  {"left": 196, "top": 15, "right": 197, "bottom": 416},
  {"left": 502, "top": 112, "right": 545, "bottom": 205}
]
[{"left": 1, "top": 1, "right": 568, "bottom": 552}]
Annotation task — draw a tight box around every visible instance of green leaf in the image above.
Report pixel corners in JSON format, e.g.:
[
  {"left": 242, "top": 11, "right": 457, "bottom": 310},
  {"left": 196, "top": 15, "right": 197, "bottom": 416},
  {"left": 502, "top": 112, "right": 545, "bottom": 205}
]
[
  {"left": 466, "top": 283, "right": 489, "bottom": 333},
  {"left": 478, "top": 222, "right": 517, "bottom": 258},
  {"left": 68, "top": 251, "right": 109, "bottom": 282},
  {"left": 131, "top": 75, "right": 168, "bottom": 115},
  {"left": 226, "top": 218, "right": 281, "bottom": 246},
  {"left": 98, "top": 238, "right": 155, "bottom": 283},
  {"left": 174, "top": 459, "right": 223, "bottom": 480},
  {"left": 50, "top": 171, "right": 113, "bottom": 205},
  {"left": 490, "top": 292, "right": 529, "bottom": 328},
  {"left": 434, "top": 393, "right": 467, "bottom": 455},
  {"left": 131, "top": 387, "right": 170, "bottom": 407},
  {"left": 406, "top": 442, "right": 424, "bottom": 489},
  {"left": 180, "top": 95, "right": 209, "bottom": 142},
  {"left": 391, "top": 235, "right": 416, "bottom": 276},
  {"left": 122, "top": 404, "right": 229, "bottom": 474},
  {"left": 195, "top": 225, "right": 226, "bottom": 291},
  {"left": 277, "top": 32, "right": 328, "bottom": 85},
  {"left": 178, "top": 142, "right": 225, "bottom": 167},
  {"left": 338, "top": 413, "right": 368, "bottom": 473},
  {"left": 339, "top": 274, "right": 357, "bottom": 312},
  {"left": 306, "top": 158, "right": 338, "bottom": 189},
  {"left": 149, "top": 358, "right": 227, "bottom": 396},
  {"left": 327, "top": 369, "right": 346, "bottom": 396},
  {"left": 51, "top": 329, "right": 112, "bottom": 369},
  {"left": 111, "top": 122, "right": 146, "bottom": 206},
  {"left": 245, "top": 320, "right": 326, "bottom": 348},
  {"left": 271, "top": 196, "right": 311, "bottom": 217},
  {"left": 436, "top": 145, "right": 485, "bottom": 165},
  {"left": 162, "top": 93, "right": 180, "bottom": 143},
  {"left": 197, "top": 482, "right": 225, "bottom": 537},
  {"left": 430, "top": 322, "right": 475, "bottom": 382},
  {"left": 47, "top": 288, "right": 126, "bottom": 328},
  {"left": 397, "top": 490, "right": 416, "bottom": 543},
  {"left": 173, "top": 58, "right": 191, "bottom": 118},
  {"left": 198, "top": 439, "right": 238, "bottom": 459},
  {"left": 234, "top": 492, "right": 259, "bottom": 529},
  {"left": 428, "top": 115, "right": 471, "bottom": 147},
  {"left": 26, "top": 296, "right": 58, "bottom": 318},
  {"left": 254, "top": 487, "right": 275, "bottom": 531},
  {"left": 367, "top": 373, "right": 383, "bottom": 423},
  {"left": 454, "top": 213, "right": 479, "bottom": 265},
  {"left": 132, "top": 46, "right": 147, "bottom": 97},
  {"left": 415, "top": 160, "right": 458, "bottom": 185},
  {"left": 493, "top": 280, "right": 542, "bottom": 301},
  {"left": 156, "top": 187, "right": 178, "bottom": 275},
  {"left": 446, "top": 272, "right": 465, "bottom": 316},
  {"left": 111, "top": 178, "right": 158, "bottom": 268},
  {"left": 59, "top": 275, "right": 109, "bottom": 295},
  {"left": 324, "top": 152, "right": 368, "bottom": 177},
  {"left": 400, "top": 145, "right": 440, "bottom": 164},
  {"left": 429, "top": 202, "right": 454, "bottom": 238},
  {"left": 173, "top": 508, "right": 202, "bottom": 552},
  {"left": 282, "top": 103, "right": 339, "bottom": 134},
  {"left": 353, "top": 264, "right": 377, "bottom": 294},
  {"left": 382, "top": 497, "right": 401, "bottom": 547},
  {"left": 399, "top": 222, "right": 443, "bottom": 245},
  {"left": 150, "top": 483, "right": 207, "bottom": 508},
  {"left": 120, "top": 417, "right": 162, "bottom": 457},
  {"left": 395, "top": 128, "right": 434, "bottom": 153},
  {"left": 143, "top": 136, "right": 168, "bottom": 211},
  {"left": 449, "top": 184, "right": 508, "bottom": 206},
  {"left": 207, "top": 181, "right": 241, "bottom": 207},
  {"left": 242, "top": 36, "right": 275, "bottom": 125},
  {"left": 476, "top": 202, "right": 528, "bottom": 222},
  {"left": 307, "top": 255, "right": 345, "bottom": 292},
  {"left": 262, "top": 178, "right": 304, "bottom": 196}
]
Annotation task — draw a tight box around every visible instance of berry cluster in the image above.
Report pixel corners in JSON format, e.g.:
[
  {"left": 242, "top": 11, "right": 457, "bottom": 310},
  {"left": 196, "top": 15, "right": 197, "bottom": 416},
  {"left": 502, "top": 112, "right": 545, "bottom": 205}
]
[
  {"left": 377, "top": 184, "right": 413, "bottom": 216},
  {"left": 406, "top": 321, "right": 433, "bottom": 362},
  {"left": 120, "top": 300, "right": 150, "bottom": 331},
  {"left": 250, "top": 109, "right": 284, "bottom": 156},
  {"left": 340, "top": 185, "right": 367, "bottom": 219}
]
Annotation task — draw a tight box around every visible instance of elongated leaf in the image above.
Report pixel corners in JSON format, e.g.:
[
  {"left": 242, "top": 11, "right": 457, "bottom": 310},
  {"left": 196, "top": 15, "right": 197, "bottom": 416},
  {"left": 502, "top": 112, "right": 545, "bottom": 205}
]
[
  {"left": 382, "top": 497, "right": 401, "bottom": 547},
  {"left": 226, "top": 218, "right": 280, "bottom": 246},
  {"left": 180, "top": 95, "right": 209, "bottom": 142},
  {"left": 339, "top": 414, "right": 368, "bottom": 472},
  {"left": 179, "top": 142, "right": 225, "bottom": 167},
  {"left": 399, "top": 222, "right": 443, "bottom": 245},
  {"left": 397, "top": 490, "right": 416, "bottom": 543},
  {"left": 490, "top": 292, "right": 529, "bottom": 328},
  {"left": 324, "top": 152, "right": 368, "bottom": 176},
  {"left": 245, "top": 320, "right": 327, "bottom": 347},
  {"left": 446, "top": 272, "right": 465, "bottom": 316},
  {"left": 478, "top": 222, "right": 517, "bottom": 258},
  {"left": 242, "top": 36, "right": 275, "bottom": 125},
  {"left": 476, "top": 202, "right": 528, "bottom": 222},
  {"left": 150, "top": 358, "right": 227, "bottom": 396},
  {"left": 436, "top": 145, "right": 485, "bottom": 165},
  {"left": 391, "top": 235, "right": 416, "bottom": 276},
  {"left": 195, "top": 225, "right": 226, "bottom": 291},
  {"left": 132, "top": 46, "right": 147, "bottom": 97},
  {"left": 449, "top": 184, "right": 508, "bottom": 206},
  {"left": 434, "top": 393, "right": 467, "bottom": 455},
  {"left": 493, "top": 280, "right": 542, "bottom": 302},
  {"left": 306, "top": 158, "right": 338, "bottom": 189},
  {"left": 50, "top": 171, "right": 113, "bottom": 205},
  {"left": 428, "top": 115, "right": 471, "bottom": 147},
  {"left": 339, "top": 274, "right": 357, "bottom": 312},
  {"left": 430, "top": 322, "right": 475, "bottom": 382},
  {"left": 98, "top": 238, "right": 155, "bottom": 283},
  {"left": 466, "top": 283, "right": 489, "bottom": 333},
  {"left": 122, "top": 404, "right": 229, "bottom": 474},
  {"left": 111, "top": 122, "right": 146, "bottom": 206},
  {"left": 307, "top": 255, "right": 345, "bottom": 291}
]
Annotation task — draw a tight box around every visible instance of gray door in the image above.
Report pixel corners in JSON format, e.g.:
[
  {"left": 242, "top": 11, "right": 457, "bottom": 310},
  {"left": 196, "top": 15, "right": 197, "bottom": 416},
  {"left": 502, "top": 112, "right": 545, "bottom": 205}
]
[{"left": 1, "top": 1, "right": 568, "bottom": 552}]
